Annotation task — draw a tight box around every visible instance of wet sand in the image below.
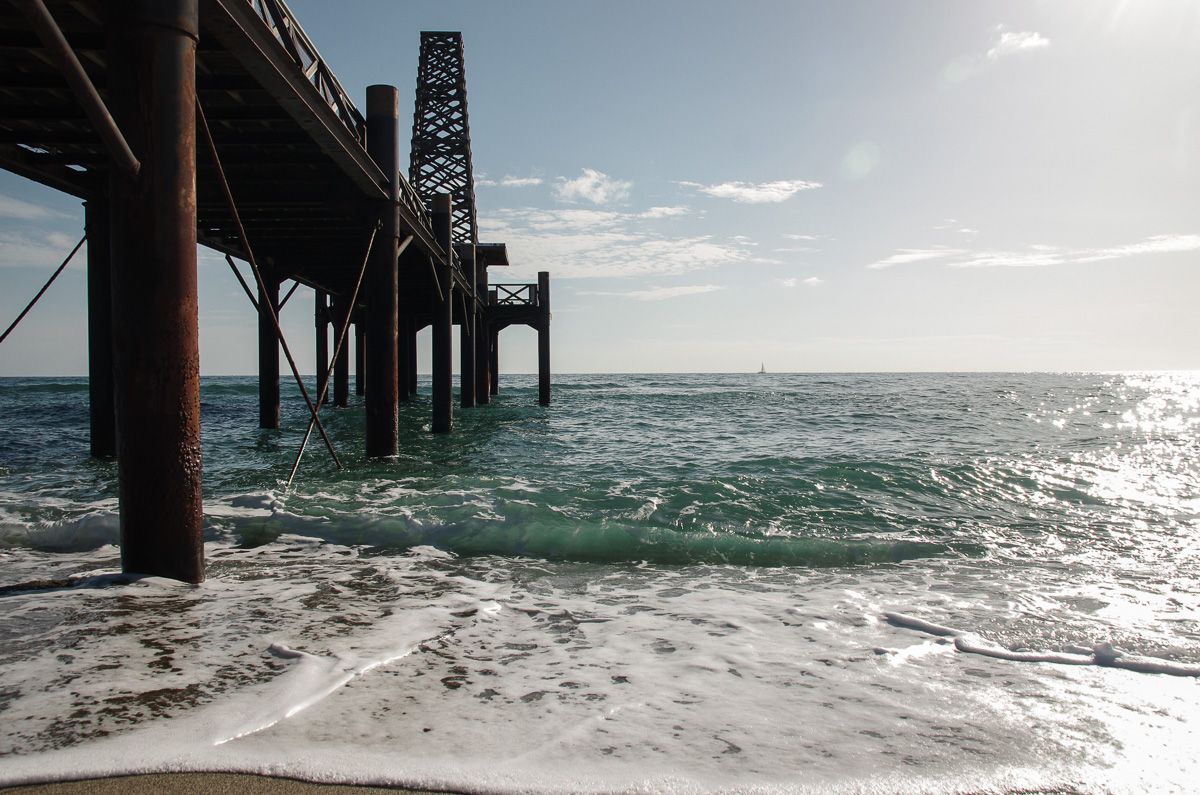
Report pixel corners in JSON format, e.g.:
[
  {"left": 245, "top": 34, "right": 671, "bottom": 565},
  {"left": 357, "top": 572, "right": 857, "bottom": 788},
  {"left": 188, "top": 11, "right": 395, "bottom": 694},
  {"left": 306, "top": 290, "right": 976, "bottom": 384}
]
[{"left": 0, "top": 773, "right": 445, "bottom": 794}]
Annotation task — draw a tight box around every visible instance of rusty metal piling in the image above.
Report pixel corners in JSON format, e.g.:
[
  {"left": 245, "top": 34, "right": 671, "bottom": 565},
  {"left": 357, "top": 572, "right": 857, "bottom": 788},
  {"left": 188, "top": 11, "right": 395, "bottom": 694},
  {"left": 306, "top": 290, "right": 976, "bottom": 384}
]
[
  {"left": 431, "top": 194, "right": 453, "bottom": 432},
  {"left": 364, "top": 84, "right": 400, "bottom": 456},
  {"left": 106, "top": 0, "right": 204, "bottom": 583}
]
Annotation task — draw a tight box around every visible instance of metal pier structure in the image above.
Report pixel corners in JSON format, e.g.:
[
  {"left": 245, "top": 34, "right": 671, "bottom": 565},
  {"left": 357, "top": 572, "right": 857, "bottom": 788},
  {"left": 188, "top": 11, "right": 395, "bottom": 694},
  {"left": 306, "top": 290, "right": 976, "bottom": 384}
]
[{"left": 0, "top": 0, "right": 551, "bottom": 583}]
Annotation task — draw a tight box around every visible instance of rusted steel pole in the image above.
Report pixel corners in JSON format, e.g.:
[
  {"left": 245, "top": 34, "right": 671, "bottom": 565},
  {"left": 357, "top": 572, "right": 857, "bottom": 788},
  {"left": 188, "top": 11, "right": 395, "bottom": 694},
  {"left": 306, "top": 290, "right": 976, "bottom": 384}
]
[
  {"left": 258, "top": 276, "right": 281, "bottom": 428},
  {"left": 459, "top": 246, "right": 476, "bottom": 409},
  {"left": 431, "top": 194, "right": 453, "bottom": 433},
  {"left": 333, "top": 296, "right": 350, "bottom": 408},
  {"left": 315, "top": 290, "right": 328, "bottom": 396},
  {"left": 364, "top": 84, "right": 400, "bottom": 456},
  {"left": 474, "top": 260, "right": 490, "bottom": 404},
  {"left": 538, "top": 271, "right": 551, "bottom": 406},
  {"left": 105, "top": 0, "right": 203, "bottom": 583},
  {"left": 489, "top": 287, "right": 499, "bottom": 396},
  {"left": 85, "top": 200, "right": 114, "bottom": 458},
  {"left": 397, "top": 313, "right": 412, "bottom": 402},
  {"left": 407, "top": 318, "right": 418, "bottom": 395},
  {"left": 355, "top": 320, "right": 365, "bottom": 396}
]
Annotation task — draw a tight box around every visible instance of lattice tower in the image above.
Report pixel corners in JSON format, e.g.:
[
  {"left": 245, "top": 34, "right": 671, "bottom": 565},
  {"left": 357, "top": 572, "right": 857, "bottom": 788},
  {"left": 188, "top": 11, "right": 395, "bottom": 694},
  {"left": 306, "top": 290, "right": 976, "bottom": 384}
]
[{"left": 409, "top": 31, "right": 477, "bottom": 247}]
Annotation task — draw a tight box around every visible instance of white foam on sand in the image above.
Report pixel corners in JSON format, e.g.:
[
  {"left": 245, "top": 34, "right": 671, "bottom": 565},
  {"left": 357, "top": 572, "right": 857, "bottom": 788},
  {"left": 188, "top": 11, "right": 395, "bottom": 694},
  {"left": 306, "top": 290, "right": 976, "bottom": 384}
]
[
  {"left": 2, "top": 544, "right": 1199, "bottom": 794},
  {"left": 885, "top": 610, "right": 1200, "bottom": 676}
]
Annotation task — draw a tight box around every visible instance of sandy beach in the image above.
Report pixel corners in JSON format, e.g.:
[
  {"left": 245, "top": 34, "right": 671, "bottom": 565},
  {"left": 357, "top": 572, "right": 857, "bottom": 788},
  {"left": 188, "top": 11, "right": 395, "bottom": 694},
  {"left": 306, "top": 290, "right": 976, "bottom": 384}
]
[{"left": 1, "top": 773, "right": 440, "bottom": 794}]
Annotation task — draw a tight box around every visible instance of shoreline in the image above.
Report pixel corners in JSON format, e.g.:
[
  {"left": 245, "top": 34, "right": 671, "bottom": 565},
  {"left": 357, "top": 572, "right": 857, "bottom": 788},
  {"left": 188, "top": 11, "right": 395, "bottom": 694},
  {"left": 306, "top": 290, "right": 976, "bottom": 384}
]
[{"left": 0, "top": 773, "right": 449, "bottom": 794}]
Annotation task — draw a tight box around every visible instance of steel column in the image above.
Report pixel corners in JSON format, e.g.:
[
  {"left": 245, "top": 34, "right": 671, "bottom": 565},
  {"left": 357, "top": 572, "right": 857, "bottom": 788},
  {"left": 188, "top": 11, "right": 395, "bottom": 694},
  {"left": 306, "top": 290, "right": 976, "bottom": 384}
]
[
  {"left": 460, "top": 246, "right": 476, "bottom": 409},
  {"left": 355, "top": 321, "right": 365, "bottom": 396},
  {"left": 538, "top": 271, "right": 550, "bottom": 406},
  {"left": 105, "top": 0, "right": 203, "bottom": 583},
  {"left": 315, "top": 290, "right": 328, "bottom": 397},
  {"left": 431, "top": 194, "right": 453, "bottom": 433},
  {"left": 475, "top": 262, "right": 490, "bottom": 404},
  {"left": 333, "top": 296, "right": 350, "bottom": 407},
  {"left": 85, "top": 198, "right": 114, "bottom": 458},
  {"left": 364, "top": 84, "right": 400, "bottom": 457},
  {"left": 407, "top": 318, "right": 418, "bottom": 395},
  {"left": 258, "top": 276, "right": 281, "bottom": 428}
]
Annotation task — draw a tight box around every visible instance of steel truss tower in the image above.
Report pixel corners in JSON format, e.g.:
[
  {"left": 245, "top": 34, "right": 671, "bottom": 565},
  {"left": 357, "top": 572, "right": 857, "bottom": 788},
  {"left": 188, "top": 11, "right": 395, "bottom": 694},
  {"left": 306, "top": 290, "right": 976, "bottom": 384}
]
[{"left": 410, "top": 31, "right": 478, "bottom": 246}]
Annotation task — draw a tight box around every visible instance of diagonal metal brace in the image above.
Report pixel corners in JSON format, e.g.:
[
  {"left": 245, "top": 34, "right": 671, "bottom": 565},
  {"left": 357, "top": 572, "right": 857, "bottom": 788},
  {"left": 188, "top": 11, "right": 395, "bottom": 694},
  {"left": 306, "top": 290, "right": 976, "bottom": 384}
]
[
  {"left": 16, "top": 0, "right": 140, "bottom": 178},
  {"left": 197, "top": 97, "right": 342, "bottom": 470}
]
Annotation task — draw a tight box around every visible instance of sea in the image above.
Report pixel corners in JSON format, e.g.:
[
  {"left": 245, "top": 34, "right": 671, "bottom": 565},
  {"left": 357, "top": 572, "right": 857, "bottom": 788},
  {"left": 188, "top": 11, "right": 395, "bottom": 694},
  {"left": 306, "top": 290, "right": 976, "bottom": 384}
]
[{"left": 1, "top": 372, "right": 1198, "bottom": 793}]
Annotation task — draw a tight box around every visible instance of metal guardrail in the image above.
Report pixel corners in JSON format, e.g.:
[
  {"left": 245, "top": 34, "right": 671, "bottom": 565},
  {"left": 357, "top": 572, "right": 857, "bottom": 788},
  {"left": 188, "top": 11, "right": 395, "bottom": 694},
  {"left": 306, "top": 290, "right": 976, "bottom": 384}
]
[
  {"left": 493, "top": 284, "right": 538, "bottom": 306},
  {"left": 249, "top": 0, "right": 365, "bottom": 143},
  {"left": 246, "top": 0, "right": 432, "bottom": 234}
]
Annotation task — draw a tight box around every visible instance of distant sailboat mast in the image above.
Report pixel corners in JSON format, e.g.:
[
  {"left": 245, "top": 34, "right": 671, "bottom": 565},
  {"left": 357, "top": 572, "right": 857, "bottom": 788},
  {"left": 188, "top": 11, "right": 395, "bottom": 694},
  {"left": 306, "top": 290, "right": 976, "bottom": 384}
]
[{"left": 758, "top": 363, "right": 766, "bottom": 374}]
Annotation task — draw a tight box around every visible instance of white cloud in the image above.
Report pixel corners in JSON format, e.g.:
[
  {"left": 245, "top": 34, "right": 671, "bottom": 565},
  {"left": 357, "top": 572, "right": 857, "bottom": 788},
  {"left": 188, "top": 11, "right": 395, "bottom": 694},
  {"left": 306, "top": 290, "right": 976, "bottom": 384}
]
[
  {"left": 779, "top": 276, "right": 823, "bottom": 288},
  {"left": 867, "top": 234, "right": 1200, "bottom": 270},
  {"left": 678, "top": 179, "right": 822, "bottom": 204},
  {"left": 987, "top": 30, "right": 1050, "bottom": 60},
  {"left": 625, "top": 284, "right": 724, "bottom": 301},
  {"left": 479, "top": 207, "right": 770, "bottom": 280},
  {"left": 0, "top": 193, "right": 64, "bottom": 221},
  {"left": 639, "top": 205, "right": 690, "bottom": 219},
  {"left": 1074, "top": 234, "right": 1200, "bottom": 262},
  {"left": 500, "top": 176, "right": 543, "bottom": 187},
  {"left": 867, "top": 248, "right": 965, "bottom": 269},
  {"left": 782, "top": 233, "right": 820, "bottom": 241},
  {"left": 554, "top": 168, "right": 632, "bottom": 205},
  {"left": 0, "top": 230, "right": 83, "bottom": 269}
]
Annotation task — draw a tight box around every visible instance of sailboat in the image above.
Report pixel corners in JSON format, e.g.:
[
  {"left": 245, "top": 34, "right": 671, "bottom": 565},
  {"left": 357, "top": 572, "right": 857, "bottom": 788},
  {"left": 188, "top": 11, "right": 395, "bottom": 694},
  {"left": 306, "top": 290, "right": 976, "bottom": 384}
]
[{"left": 758, "top": 363, "right": 766, "bottom": 375}]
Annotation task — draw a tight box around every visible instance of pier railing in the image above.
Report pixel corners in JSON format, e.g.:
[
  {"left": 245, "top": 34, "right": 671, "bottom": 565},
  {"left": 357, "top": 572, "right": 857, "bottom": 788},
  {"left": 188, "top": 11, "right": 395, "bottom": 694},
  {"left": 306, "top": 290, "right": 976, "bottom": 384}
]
[
  {"left": 247, "top": 0, "right": 432, "bottom": 235},
  {"left": 493, "top": 284, "right": 538, "bottom": 306},
  {"left": 248, "top": 0, "right": 365, "bottom": 143}
]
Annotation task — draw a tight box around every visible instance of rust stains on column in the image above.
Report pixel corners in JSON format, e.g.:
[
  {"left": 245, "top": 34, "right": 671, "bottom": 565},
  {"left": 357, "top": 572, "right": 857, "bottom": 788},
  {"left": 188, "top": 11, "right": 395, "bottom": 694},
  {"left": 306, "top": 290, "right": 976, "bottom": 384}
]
[
  {"left": 364, "top": 84, "right": 400, "bottom": 457},
  {"left": 474, "top": 261, "right": 490, "bottom": 405},
  {"left": 355, "top": 320, "right": 365, "bottom": 396},
  {"left": 431, "top": 194, "right": 453, "bottom": 433},
  {"left": 258, "top": 276, "right": 280, "bottom": 428},
  {"left": 105, "top": 0, "right": 203, "bottom": 583},
  {"left": 315, "top": 290, "right": 329, "bottom": 397},
  {"left": 538, "top": 271, "right": 550, "bottom": 407},
  {"left": 85, "top": 198, "right": 114, "bottom": 458},
  {"left": 459, "top": 246, "right": 476, "bottom": 409},
  {"left": 333, "top": 296, "right": 350, "bottom": 408}
]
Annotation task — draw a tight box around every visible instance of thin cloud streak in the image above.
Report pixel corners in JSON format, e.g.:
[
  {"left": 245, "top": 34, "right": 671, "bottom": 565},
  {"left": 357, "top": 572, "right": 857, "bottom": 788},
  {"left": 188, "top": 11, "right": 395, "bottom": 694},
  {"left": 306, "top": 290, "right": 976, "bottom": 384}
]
[
  {"left": 868, "top": 234, "right": 1200, "bottom": 270},
  {"left": 479, "top": 207, "right": 768, "bottom": 280},
  {"left": 678, "top": 179, "right": 822, "bottom": 204},
  {"left": 0, "top": 193, "right": 65, "bottom": 221},
  {"left": 987, "top": 29, "right": 1050, "bottom": 60}
]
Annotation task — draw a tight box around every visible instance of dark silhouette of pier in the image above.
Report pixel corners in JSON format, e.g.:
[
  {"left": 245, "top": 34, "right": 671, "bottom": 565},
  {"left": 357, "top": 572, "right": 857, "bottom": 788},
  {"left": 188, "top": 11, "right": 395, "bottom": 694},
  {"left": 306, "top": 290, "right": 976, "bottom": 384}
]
[{"left": 0, "top": 0, "right": 552, "bottom": 583}]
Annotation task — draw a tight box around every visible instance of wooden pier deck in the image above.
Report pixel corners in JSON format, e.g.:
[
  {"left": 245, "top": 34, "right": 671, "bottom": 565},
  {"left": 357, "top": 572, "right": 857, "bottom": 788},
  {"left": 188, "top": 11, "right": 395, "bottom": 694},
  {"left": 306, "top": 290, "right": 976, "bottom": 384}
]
[{"left": 0, "top": 0, "right": 551, "bottom": 582}]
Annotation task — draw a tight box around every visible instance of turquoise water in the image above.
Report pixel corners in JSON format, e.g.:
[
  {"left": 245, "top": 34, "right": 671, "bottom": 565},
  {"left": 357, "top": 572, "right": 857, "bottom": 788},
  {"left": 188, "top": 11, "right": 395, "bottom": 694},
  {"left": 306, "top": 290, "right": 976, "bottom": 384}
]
[{"left": 1, "top": 372, "right": 1199, "bottom": 792}]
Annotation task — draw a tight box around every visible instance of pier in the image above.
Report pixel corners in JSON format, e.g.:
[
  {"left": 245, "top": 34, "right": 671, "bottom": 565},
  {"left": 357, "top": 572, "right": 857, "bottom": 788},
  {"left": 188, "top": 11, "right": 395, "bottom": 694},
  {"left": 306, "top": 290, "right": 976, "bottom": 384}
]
[{"left": 0, "top": 0, "right": 551, "bottom": 583}]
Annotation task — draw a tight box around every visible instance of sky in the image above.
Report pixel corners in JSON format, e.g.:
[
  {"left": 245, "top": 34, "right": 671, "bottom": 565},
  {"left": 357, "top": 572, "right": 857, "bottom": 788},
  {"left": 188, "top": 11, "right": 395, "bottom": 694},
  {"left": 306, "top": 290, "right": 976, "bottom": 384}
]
[{"left": 1, "top": 0, "right": 1198, "bottom": 375}]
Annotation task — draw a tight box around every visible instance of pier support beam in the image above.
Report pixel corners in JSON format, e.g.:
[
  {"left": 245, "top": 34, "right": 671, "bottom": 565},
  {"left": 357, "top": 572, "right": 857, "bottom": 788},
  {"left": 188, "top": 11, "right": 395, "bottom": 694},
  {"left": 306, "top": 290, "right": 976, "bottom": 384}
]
[
  {"left": 355, "top": 320, "right": 365, "bottom": 396},
  {"left": 475, "top": 266, "right": 490, "bottom": 404},
  {"left": 333, "top": 296, "right": 350, "bottom": 408},
  {"left": 85, "top": 198, "right": 114, "bottom": 458},
  {"left": 460, "top": 247, "right": 476, "bottom": 409},
  {"left": 315, "top": 290, "right": 328, "bottom": 397},
  {"left": 364, "top": 84, "right": 400, "bottom": 457},
  {"left": 538, "top": 271, "right": 550, "bottom": 406},
  {"left": 258, "top": 276, "right": 280, "bottom": 428},
  {"left": 106, "top": 0, "right": 203, "bottom": 583},
  {"left": 397, "top": 309, "right": 410, "bottom": 402},
  {"left": 489, "top": 314, "right": 499, "bottom": 396},
  {"left": 407, "top": 319, "right": 418, "bottom": 395},
  {"left": 431, "top": 194, "right": 453, "bottom": 433}
]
